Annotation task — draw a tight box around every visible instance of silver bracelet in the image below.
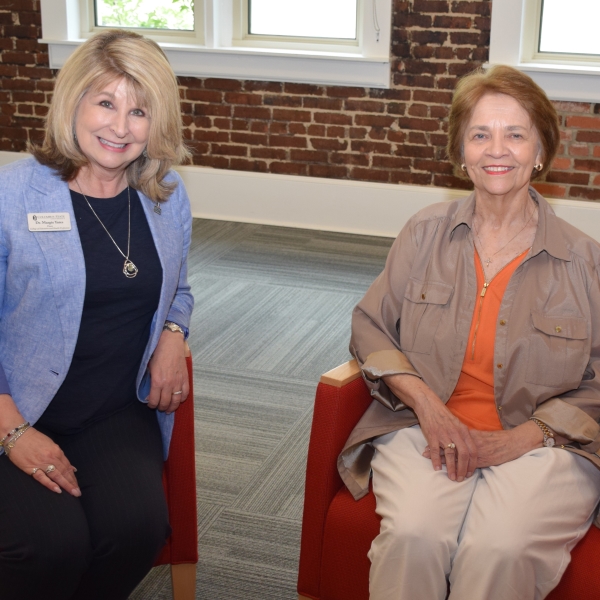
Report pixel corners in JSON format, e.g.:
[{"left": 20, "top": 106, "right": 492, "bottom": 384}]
[
  {"left": 4, "top": 423, "right": 31, "bottom": 456},
  {"left": 0, "top": 421, "right": 30, "bottom": 448}
]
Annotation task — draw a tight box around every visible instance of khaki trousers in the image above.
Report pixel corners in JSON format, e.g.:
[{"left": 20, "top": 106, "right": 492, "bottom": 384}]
[{"left": 369, "top": 425, "right": 600, "bottom": 600}]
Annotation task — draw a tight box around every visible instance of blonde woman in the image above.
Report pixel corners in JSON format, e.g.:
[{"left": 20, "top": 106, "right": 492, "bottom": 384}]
[{"left": 0, "top": 30, "right": 193, "bottom": 599}]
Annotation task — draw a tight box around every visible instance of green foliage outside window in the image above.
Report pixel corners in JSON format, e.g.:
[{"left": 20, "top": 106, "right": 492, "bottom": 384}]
[{"left": 98, "top": 0, "right": 194, "bottom": 31}]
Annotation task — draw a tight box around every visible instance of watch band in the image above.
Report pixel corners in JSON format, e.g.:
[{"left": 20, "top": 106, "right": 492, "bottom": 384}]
[
  {"left": 530, "top": 417, "right": 555, "bottom": 448},
  {"left": 163, "top": 321, "right": 185, "bottom": 335}
]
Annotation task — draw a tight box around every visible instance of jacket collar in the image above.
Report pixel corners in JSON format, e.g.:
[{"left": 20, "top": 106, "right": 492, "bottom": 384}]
[{"left": 450, "top": 187, "right": 571, "bottom": 262}]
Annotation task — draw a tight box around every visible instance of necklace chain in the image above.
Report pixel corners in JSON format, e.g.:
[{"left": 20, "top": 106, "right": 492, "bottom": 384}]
[
  {"left": 473, "top": 202, "right": 537, "bottom": 270},
  {"left": 74, "top": 180, "right": 138, "bottom": 278}
]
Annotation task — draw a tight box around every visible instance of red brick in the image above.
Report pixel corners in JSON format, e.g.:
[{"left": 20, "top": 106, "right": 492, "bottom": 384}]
[
  {"left": 186, "top": 89, "right": 222, "bottom": 102},
  {"left": 224, "top": 92, "right": 263, "bottom": 105},
  {"left": 349, "top": 127, "right": 368, "bottom": 139},
  {"left": 551, "top": 157, "right": 572, "bottom": 170},
  {"left": 302, "top": 97, "right": 342, "bottom": 111},
  {"left": 272, "top": 109, "right": 312, "bottom": 123},
  {"left": 284, "top": 83, "right": 323, "bottom": 95},
  {"left": 372, "top": 155, "right": 411, "bottom": 169},
  {"left": 232, "top": 106, "right": 271, "bottom": 120},
  {"left": 414, "top": 159, "right": 454, "bottom": 174},
  {"left": 408, "top": 104, "right": 428, "bottom": 117},
  {"left": 354, "top": 114, "right": 396, "bottom": 128},
  {"left": 396, "top": 144, "right": 435, "bottom": 158},
  {"left": 553, "top": 101, "right": 591, "bottom": 114},
  {"left": 325, "top": 86, "right": 367, "bottom": 98},
  {"left": 250, "top": 121, "right": 269, "bottom": 133},
  {"left": 204, "top": 78, "right": 242, "bottom": 91},
  {"left": 1, "top": 51, "right": 35, "bottom": 65},
  {"left": 569, "top": 187, "right": 600, "bottom": 201},
  {"left": 250, "top": 147, "right": 287, "bottom": 160},
  {"left": 388, "top": 130, "right": 407, "bottom": 143},
  {"left": 196, "top": 104, "right": 231, "bottom": 117},
  {"left": 433, "top": 15, "right": 473, "bottom": 28},
  {"left": 270, "top": 162, "right": 308, "bottom": 176},
  {"left": 211, "top": 144, "right": 247, "bottom": 157},
  {"left": 397, "top": 117, "right": 441, "bottom": 132},
  {"left": 264, "top": 94, "right": 303, "bottom": 107},
  {"left": 573, "top": 159, "right": 600, "bottom": 172},
  {"left": 546, "top": 171, "right": 590, "bottom": 185},
  {"left": 387, "top": 103, "right": 407, "bottom": 115},
  {"left": 330, "top": 153, "right": 369, "bottom": 166},
  {"left": 243, "top": 81, "right": 282, "bottom": 93},
  {"left": 311, "top": 138, "right": 348, "bottom": 151},
  {"left": 577, "top": 131, "right": 600, "bottom": 143},
  {"left": 566, "top": 116, "right": 600, "bottom": 130},
  {"left": 193, "top": 155, "right": 229, "bottom": 168},
  {"left": 350, "top": 167, "right": 390, "bottom": 183},
  {"left": 307, "top": 124, "right": 326, "bottom": 137},
  {"left": 308, "top": 164, "right": 348, "bottom": 179},
  {"left": 290, "top": 149, "right": 328, "bottom": 162},
  {"left": 368, "top": 127, "right": 387, "bottom": 141},
  {"left": 392, "top": 171, "right": 433, "bottom": 186},
  {"left": 231, "top": 132, "right": 268, "bottom": 145},
  {"left": 289, "top": 123, "right": 307, "bottom": 135},
  {"left": 269, "top": 122, "right": 288, "bottom": 135},
  {"left": 531, "top": 183, "right": 567, "bottom": 198},
  {"left": 594, "top": 146, "right": 600, "bottom": 158},
  {"left": 326, "top": 126, "right": 346, "bottom": 138},
  {"left": 229, "top": 158, "right": 268, "bottom": 173},
  {"left": 314, "top": 112, "right": 352, "bottom": 126},
  {"left": 593, "top": 174, "right": 600, "bottom": 186},
  {"left": 230, "top": 119, "right": 249, "bottom": 131},
  {"left": 344, "top": 100, "right": 385, "bottom": 113},
  {"left": 270, "top": 135, "right": 307, "bottom": 148},
  {"left": 451, "top": 2, "right": 491, "bottom": 17},
  {"left": 351, "top": 140, "right": 392, "bottom": 154},
  {"left": 408, "top": 132, "right": 428, "bottom": 145}
]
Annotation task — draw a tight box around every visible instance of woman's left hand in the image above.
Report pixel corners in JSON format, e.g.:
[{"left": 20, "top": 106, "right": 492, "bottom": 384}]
[
  {"left": 147, "top": 330, "right": 189, "bottom": 414},
  {"left": 424, "top": 421, "right": 570, "bottom": 468}
]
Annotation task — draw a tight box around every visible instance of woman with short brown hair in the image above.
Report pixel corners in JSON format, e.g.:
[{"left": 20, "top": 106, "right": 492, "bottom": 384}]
[{"left": 340, "top": 65, "right": 600, "bottom": 600}]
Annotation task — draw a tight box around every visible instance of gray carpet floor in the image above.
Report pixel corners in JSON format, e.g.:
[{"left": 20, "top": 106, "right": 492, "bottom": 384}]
[{"left": 130, "top": 219, "right": 393, "bottom": 599}]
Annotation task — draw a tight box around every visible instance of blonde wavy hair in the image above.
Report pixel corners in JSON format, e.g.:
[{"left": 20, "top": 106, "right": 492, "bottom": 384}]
[
  {"left": 31, "top": 29, "right": 190, "bottom": 202},
  {"left": 447, "top": 65, "right": 560, "bottom": 181}
]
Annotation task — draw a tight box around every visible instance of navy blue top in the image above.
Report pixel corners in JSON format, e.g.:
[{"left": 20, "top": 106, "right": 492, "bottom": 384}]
[{"left": 36, "top": 187, "right": 162, "bottom": 434}]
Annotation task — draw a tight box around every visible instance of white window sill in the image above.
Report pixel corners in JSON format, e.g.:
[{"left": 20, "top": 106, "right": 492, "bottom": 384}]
[
  {"left": 484, "top": 61, "right": 600, "bottom": 103},
  {"left": 40, "top": 38, "right": 391, "bottom": 88}
]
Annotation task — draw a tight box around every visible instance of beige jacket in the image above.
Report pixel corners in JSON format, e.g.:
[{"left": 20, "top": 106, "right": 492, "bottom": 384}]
[{"left": 339, "top": 189, "right": 600, "bottom": 506}]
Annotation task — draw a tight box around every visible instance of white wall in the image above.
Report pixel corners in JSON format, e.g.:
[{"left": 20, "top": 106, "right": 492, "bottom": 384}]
[{"left": 2, "top": 150, "right": 599, "bottom": 241}]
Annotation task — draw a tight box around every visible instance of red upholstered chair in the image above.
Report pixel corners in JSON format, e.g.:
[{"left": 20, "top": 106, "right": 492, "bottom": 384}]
[
  {"left": 297, "top": 359, "right": 600, "bottom": 600},
  {"left": 153, "top": 344, "right": 198, "bottom": 600}
]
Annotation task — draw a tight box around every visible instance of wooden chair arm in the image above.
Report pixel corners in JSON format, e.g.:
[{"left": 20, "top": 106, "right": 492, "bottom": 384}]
[{"left": 319, "top": 359, "right": 361, "bottom": 387}]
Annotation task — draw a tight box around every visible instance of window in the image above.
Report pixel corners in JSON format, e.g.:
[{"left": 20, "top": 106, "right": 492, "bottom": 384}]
[
  {"left": 40, "top": 0, "right": 392, "bottom": 88},
  {"left": 489, "top": 0, "right": 600, "bottom": 102},
  {"left": 538, "top": 0, "right": 600, "bottom": 57}
]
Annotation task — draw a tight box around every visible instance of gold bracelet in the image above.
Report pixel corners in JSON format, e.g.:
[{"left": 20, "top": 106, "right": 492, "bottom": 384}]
[
  {"left": 0, "top": 421, "right": 30, "bottom": 447},
  {"left": 4, "top": 424, "right": 31, "bottom": 456},
  {"left": 530, "top": 417, "right": 555, "bottom": 448}
]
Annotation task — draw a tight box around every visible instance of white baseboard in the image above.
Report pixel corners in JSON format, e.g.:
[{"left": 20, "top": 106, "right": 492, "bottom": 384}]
[{"left": 2, "top": 150, "right": 599, "bottom": 241}]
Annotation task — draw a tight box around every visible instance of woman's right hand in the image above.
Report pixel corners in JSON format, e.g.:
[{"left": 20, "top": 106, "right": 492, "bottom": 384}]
[
  {"left": 7, "top": 427, "right": 81, "bottom": 496},
  {"left": 384, "top": 373, "right": 478, "bottom": 482}
]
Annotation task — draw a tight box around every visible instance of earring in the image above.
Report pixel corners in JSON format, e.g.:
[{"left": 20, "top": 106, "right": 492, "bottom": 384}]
[
  {"left": 534, "top": 163, "right": 543, "bottom": 172},
  {"left": 142, "top": 149, "right": 148, "bottom": 158},
  {"left": 461, "top": 164, "right": 467, "bottom": 172}
]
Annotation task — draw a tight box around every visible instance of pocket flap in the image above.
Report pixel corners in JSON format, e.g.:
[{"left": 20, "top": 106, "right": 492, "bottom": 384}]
[
  {"left": 531, "top": 311, "right": 587, "bottom": 340},
  {"left": 405, "top": 278, "right": 454, "bottom": 305}
]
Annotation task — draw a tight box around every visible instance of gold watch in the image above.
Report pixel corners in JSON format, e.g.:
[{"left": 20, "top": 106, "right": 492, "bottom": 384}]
[
  {"left": 163, "top": 321, "right": 185, "bottom": 335},
  {"left": 530, "top": 417, "right": 555, "bottom": 448}
]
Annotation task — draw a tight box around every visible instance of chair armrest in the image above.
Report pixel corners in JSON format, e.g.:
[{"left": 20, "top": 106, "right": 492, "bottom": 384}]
[
  {"left": 298, "top": 359, "right": 371, "bottom": 599},
  {"left": 156, "top": 344, "right": 198, "bottom": 565}
]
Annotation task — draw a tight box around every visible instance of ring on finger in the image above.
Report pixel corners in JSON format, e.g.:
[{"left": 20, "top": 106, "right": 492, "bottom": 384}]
[
  {"left": 45, "top": 464, "right": 56, "bottom": 475},
  {"left": 446, "top": 442, "right": 456, "bottom": 450},
  {"left": 172, "top": 390, "right": 183, "bottom": 396},
  {"left": 31, "top": 467, "right": 40, "bottom": 476}
]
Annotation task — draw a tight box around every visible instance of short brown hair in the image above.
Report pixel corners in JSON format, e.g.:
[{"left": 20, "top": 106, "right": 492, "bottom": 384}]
[
  {"left": 31, "top": 29, "right": 190, "bottom": 202},
  {"left": 447, "top": 65, "right": 559, "bottom": 180}
]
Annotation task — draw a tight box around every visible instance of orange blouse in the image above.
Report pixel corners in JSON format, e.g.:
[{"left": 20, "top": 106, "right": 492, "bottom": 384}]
[{"left": 446, "top": 250, "right": 528, "bottom": 431}]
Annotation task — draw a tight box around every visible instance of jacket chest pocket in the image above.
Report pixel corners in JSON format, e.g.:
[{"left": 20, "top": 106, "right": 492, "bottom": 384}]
[
  {"left": 400, "top": 278, "right": 454, "bottom": 354},
  {"left": 525, "top": 311, "right": 588, "bottom": 388}
]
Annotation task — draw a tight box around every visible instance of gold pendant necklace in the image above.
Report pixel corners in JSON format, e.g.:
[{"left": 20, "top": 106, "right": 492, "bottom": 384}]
[{"left": 75, "top": 180, "right": 138, "bottom": 278}]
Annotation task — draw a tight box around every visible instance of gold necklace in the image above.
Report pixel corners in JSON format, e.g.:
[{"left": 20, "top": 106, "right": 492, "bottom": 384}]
[
  {"left": 472, "top": 203, "right": 537, "bottom": 269},
  {"left": 75, "top": 180, "right": 138, "bottom": 278}
]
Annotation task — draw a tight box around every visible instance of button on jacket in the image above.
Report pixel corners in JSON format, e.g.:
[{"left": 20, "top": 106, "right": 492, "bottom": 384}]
[{"left": 339, "top": 189, "right": 600, "bottom": 513}]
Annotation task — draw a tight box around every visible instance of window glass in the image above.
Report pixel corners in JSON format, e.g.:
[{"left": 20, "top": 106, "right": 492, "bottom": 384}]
[
  {"left": 539, "top": 0, "right": 600, "bottom": 56},
  {"left": 248, "top": 0, "right": 357, "bottom": 40},
  {"left": 95, "top": 0, "right": 194, "bottom": 31}
]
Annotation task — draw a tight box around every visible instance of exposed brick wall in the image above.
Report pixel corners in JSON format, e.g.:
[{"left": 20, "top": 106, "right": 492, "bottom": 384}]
[{"left": 1, "top": 0, "right": 599, "bottom": 202}]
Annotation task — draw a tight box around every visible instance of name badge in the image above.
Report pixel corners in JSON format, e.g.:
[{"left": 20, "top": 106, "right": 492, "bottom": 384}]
[{"left": 27, "top": 212, "right": 72, "bottom": 231}]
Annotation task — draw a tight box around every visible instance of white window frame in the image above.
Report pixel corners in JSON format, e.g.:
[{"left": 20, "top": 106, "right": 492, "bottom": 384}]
[
  {"left": 40, "top": 0, "right": 392, "bottom": 88},
  {"left": 488, "top": 0, "right": 600, "bottom": 102}
]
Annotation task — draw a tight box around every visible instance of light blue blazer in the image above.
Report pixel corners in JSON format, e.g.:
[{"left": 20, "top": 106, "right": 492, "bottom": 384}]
[{"left": 0, "top": 158, "right": 194, "bottom": 457}]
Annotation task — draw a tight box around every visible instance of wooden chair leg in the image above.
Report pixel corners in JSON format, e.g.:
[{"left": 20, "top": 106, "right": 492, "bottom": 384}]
[{"left": 171, "top": 563, "right": 196, "bottom": 600}]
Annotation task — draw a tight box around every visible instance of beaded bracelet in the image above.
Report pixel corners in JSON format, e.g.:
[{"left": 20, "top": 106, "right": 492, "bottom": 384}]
[
  {"left": 0, "top": 422, "right": 30, "bottom": 448},
  {"left": 4, "top": 423, "right": 31, "bottom": 456}
]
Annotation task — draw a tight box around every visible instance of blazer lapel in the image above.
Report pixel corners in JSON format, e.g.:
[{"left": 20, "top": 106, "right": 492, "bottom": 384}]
[{"left": 24, "top": 164, "right": 86, "bottom": 356}]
